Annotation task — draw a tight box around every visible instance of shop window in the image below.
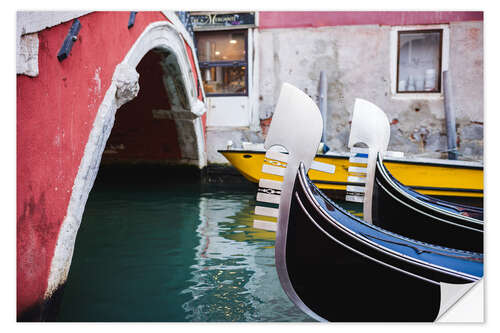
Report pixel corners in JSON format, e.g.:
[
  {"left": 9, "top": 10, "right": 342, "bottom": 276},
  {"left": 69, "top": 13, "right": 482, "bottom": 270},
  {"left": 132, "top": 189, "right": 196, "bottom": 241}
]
[
  {"left": 195, "top": 30, "right": 248, "bottom": 96},
  {"left": 397, "top": 30, "right": 443, "bottom": 93}
]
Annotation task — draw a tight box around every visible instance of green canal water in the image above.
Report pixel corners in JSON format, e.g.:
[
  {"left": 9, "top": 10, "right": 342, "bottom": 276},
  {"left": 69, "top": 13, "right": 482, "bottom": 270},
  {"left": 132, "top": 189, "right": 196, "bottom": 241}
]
[{"left": 56, "top": 167, "right": 361, "bottom": 322}]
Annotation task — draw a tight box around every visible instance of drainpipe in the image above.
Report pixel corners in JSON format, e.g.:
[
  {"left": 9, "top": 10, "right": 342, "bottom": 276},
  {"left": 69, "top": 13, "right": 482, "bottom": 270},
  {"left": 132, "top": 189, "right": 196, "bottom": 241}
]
[
  {"left": 319, "top": 71, "right": 329, "bottom": 153},
  {"left": 443, "top": 70, "right": 458, "bottom": 160}
]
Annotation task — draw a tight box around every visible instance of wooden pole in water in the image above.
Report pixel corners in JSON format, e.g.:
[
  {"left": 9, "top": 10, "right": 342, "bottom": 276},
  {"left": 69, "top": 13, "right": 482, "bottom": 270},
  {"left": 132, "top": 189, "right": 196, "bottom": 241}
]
[
  {"left": 443, "top": 70, "right": 458, "bottom": 160},
  {"left": 319, "top": 71, "right": 328, "bottom": 152}
]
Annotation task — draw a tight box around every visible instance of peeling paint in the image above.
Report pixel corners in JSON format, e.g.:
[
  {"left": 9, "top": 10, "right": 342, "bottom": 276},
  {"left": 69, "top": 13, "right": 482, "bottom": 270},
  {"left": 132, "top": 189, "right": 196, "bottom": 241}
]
[{"left": 93, "top": 67, "right": 102, "bottom": 94}]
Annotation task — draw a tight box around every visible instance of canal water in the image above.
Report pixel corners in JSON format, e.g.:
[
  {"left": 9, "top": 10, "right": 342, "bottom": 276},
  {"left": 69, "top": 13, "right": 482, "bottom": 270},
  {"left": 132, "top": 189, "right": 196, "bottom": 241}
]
[{"left": 56, "top": 166, "right": 361, "bottom": 322}]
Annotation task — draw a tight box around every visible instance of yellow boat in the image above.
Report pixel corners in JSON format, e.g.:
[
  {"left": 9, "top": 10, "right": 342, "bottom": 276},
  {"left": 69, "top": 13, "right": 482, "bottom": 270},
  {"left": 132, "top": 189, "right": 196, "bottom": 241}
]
[{"left": 218, "top": 149, "right": 483, "bottom": 199}]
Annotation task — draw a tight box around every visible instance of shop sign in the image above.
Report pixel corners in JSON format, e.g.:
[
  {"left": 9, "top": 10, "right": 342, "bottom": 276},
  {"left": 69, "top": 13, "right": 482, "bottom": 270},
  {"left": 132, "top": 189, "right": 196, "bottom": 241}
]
[{"left": 190, "top": 12, "right": 256, "bottom": 30}]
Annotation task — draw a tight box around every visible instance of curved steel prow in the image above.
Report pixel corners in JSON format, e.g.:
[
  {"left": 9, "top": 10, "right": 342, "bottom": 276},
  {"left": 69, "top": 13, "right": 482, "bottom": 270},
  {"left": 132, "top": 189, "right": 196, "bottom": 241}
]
[
  {"left": 348, "top": 98, "right": 390, "bottom": 223},
  {"left": 265, "top": 83, "right": 323, "bottom": 169},
  {"left": 265, "top": 83, "right": 323, "bottom": 228},
  {"left": 264, "top": 83, "right": 325, "bottom": 321}
]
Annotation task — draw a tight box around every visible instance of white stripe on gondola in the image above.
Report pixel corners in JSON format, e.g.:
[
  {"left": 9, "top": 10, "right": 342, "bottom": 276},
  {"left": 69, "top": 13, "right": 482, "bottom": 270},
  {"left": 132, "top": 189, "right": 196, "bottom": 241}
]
[
  {"left": 347, "top": 175, "right": 366, "bottom": 183},
  {"left": 255, "top": 177, "right": 282, "bottom": 231},
  {"left": 259, "top": 178, "right": 282, "bottom": 191},
  {"left": 348, "top": 166, "right": 368, "bottom": 174},
  {"left": 350, "top": 147, "right": 370, "bottom": 154},
  {"left": 262, "top": 164, "right": 286, "bottom": 176},
  {"left": 349, "top": 156, "right": 368, "bottom": 164},
  {"left": 266, "top": 150, "right": 335, "bottom": 174},
  {"left": 346, "top": 148, "right": 368, "bottom": 202},
  {"left": 265, "top": 150, "right": 289, "bottom": 163},
  {"left": 345, "top": 195, "right": 364, "bottom": 203},
  {"left": 346, "top": 185, "right": 365, "bottom": 193},
  {"left": 311, "top": 161, "right": 335, "bottom": 174},
  {"left": 256, "top": 192, "right": 281, "bottom": 204},
  {"left": 255, "top": 205, "right": 279, "bottom": 218},
  {"left": 253, "top": 219, "right": 278, "bottom": 232},
  {"left": 264, "top": 159, "right": 287, "bottom": 167}
]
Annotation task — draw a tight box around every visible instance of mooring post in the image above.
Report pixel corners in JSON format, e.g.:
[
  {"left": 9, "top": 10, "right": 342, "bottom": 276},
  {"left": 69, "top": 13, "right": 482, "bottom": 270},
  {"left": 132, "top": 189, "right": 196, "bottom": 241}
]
[
  {"left": 319, "top": 71, "right": 328, "bottom": 153},
  {"left": 443, "top": 70, "right": 458, "bottom": 160}
]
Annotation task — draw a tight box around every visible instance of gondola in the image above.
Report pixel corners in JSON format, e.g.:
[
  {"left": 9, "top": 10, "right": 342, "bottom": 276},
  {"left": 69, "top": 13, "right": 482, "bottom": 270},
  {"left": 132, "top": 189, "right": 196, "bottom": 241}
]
[
  {"left": 257, "top": 83, "right": 483, "bottom": 322},
  {"left": 345, "top": 98, "right": 483, "bottom": 253},
  {"left": 372, "top": 153, "right": 483, "bottom": 253},
  {"left": 282, "top": 162, "right": 482, "bottom": 321}
]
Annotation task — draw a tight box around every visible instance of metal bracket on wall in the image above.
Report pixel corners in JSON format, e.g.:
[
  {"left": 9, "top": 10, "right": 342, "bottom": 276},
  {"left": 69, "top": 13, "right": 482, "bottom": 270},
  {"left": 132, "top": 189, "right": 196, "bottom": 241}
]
[
  {"left": 57, "top": 19, "right": 81, "bottom": 62},
  {"left": 128, "top": 12, "right": 137, "bottom": 29}
]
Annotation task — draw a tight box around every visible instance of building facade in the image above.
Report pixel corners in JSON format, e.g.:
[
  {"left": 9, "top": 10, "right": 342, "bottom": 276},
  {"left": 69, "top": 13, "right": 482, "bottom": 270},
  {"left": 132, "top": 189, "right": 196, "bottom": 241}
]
[
  {"left": 187, "top": 12, "right": 262, "bottom": 163},
  {"left": 189, "top": 11, "right": 483, "bottom": 163}
]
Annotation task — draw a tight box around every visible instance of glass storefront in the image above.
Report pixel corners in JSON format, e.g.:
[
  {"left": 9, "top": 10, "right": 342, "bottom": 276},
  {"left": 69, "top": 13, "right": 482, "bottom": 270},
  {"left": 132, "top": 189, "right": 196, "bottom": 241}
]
[{"left": 196, "top": 30, "right": 248, "bottom": 96}]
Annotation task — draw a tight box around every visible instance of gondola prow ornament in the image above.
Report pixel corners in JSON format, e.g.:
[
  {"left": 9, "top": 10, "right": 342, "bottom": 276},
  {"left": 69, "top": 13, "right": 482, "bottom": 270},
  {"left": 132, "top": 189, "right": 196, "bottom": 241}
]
[
  {"left": 348, "top": 99, "right": 390, "bottom": 223},
  {"left": 259, "top": 83, "right": 325, "bottom": 320}
]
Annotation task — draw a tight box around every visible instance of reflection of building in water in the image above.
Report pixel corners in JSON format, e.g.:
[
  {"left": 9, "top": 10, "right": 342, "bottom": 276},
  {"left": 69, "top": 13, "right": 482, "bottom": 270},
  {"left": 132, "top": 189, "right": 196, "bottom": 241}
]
[{"left": 181, "top": 195, "right": 310, "bottom": 321}]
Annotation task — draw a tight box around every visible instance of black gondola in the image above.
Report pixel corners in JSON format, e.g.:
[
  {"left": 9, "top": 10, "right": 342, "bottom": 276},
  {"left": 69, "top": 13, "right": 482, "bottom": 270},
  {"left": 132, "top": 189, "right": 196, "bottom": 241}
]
[
  {"left": 372, "top": 153, "right": 483, "bottom": 253},
  {"left": 257, "top": 83, "right": 483, "bottom": 322},
  {"left": 277, "top": 162, "right": 483, "bottom": 322}
]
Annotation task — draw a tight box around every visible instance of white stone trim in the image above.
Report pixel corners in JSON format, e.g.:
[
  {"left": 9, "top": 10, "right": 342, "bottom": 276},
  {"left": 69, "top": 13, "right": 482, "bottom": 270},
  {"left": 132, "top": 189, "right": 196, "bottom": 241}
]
[
  {"left": 17, "top": 11, "right": 91, "bottom": 36},
  {"left": 250, "top": 28, "right": 261, "bottom": 131},
  {"left": 194, "top": 117, "right": 207, "bottom": 168},
  {"left": 161, "top": 11, "right": 206, "bottom": 101},
  {"left": 45, "top": 20, "right": 206, "bottom": 299},
  {"left": 16, "top": 11, "right": 92, "bottom": 76},
  {"left": 161, "top": 11, "right": 195, "bottom": 51},
  {"left": 17, "top": 32, "right": 39, "bottom": 77}
]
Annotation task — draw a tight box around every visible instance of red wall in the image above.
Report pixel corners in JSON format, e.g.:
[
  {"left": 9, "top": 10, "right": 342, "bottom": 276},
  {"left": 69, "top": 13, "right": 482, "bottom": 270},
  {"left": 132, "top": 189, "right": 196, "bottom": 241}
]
[
  {"left": 16, "top": 11, "right": 201, "bottom": 317},
  {"left": 259, "top": 11, "right": 483, "bottom": 30}
]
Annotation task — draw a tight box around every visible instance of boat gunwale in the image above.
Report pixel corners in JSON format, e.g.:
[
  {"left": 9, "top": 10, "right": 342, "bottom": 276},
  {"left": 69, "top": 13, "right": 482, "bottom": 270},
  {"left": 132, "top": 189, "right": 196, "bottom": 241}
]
[
  {"left": 218, "top": 150, "right": 484, "bottom": 196},
  {"left": 376, "top": 153, "right": 483, "bottom": 226},
  {"left": 295, "top": 162, "right": 482, "bottom": 282},
  {"left": 217, "top": 149, "right": 484, "bottom": 170}
]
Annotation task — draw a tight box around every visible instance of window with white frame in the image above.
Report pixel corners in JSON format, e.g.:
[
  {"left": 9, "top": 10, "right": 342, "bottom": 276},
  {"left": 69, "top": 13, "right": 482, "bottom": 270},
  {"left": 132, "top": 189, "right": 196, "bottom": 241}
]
[
  {"left": 391, "top": 25, "right": 449, "bottom": 97},
  {"left": 195, "top": 29, "right": 248, "bottom": 96},
  {"left": 397, "top": 29, "right": 443, "bottom": 93}
]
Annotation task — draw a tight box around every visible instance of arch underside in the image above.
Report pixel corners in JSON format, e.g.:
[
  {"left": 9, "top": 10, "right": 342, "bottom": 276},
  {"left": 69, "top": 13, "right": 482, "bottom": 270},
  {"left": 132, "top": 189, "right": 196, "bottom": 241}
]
[{"left": 102, "top": 47, "right": 203, "bottom": 167}]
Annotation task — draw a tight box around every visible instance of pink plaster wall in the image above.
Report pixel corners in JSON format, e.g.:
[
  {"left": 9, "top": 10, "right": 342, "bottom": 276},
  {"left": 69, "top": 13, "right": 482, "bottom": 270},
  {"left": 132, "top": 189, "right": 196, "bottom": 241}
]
[{"left": 258, "top": 11, "right": 483, "bottom": 30}]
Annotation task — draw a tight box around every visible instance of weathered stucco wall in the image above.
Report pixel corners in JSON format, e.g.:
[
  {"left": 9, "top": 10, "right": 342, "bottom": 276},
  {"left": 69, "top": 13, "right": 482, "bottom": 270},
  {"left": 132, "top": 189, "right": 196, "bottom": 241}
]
[
  {"left": 257, "top": 21, "right": 483, "bottom": 160},
  {"left": 449, "top": 21, "right": 483, "bottom": 158},
  {"left": 206, "top": 128, "right": 263, "bottom": 163}
]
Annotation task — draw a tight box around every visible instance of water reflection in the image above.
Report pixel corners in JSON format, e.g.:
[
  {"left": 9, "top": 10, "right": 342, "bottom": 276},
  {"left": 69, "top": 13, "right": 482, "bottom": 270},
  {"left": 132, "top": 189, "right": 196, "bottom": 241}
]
[
  {"left": 182, "top": 192, "right": 311, "bottom": 322},
  {"left": 57, "top": 176, "right": 311, "bottom": 322}
]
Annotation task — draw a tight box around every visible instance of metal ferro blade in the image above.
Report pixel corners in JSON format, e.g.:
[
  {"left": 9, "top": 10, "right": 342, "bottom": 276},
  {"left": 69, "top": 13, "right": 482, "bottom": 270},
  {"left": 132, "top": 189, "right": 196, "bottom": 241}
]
[
  {"left": 263, "top": 83, "right": 325, "bottom": 321},
  {"left": 347, "top": 98, "right": 390, "bottom": 223}
]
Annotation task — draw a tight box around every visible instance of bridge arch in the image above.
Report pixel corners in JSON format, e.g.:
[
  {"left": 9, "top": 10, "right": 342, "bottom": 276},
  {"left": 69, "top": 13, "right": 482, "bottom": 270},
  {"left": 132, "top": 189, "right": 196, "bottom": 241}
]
[{"left": 45, "top": 21, "right": 206, "bottom": 300}]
